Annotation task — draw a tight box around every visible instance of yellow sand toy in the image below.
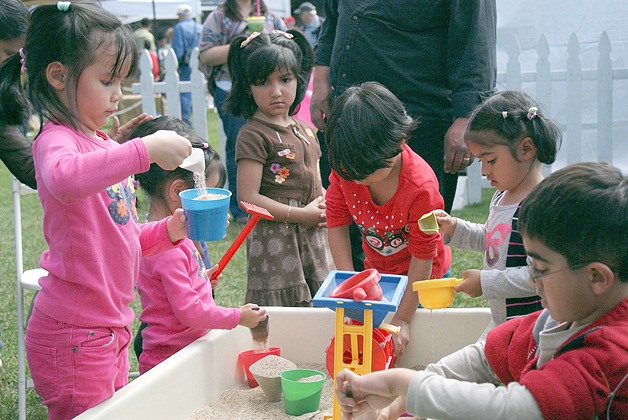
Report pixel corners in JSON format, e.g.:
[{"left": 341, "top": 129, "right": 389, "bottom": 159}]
[{"left": 313, "top": 270, "right": 407, "bottom": 419}]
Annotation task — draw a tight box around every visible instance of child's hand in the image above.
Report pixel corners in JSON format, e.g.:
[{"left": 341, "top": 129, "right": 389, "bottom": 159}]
[
  {"left": 142, "top": 130, "right": 192, "bottom": 170},
  {"left": 301, "top": 196, "right": 327, "bottom": 227},
  {"left": 432, "top": 209, "right": 457, "bottom": 236},
  {"left": 335, "top": 368, "right": 414, "bottom": 419},
  {"left": 454, "top": 269, "right": 482, "bottom": 297},
  {"left": 239, "top": 303, "right": 267, "bottom": 328},
  {"left": 166, "top": 208, "right": 188, "bottom": 243},
  {"left": 108, "top": 113, "right": 153, "bottom": 144},
  {"left": 205, "top": 264, "right": 221, "bottom": 288},
  {"left": 390, "top": 318, "right": 410, "bottom": 362}
]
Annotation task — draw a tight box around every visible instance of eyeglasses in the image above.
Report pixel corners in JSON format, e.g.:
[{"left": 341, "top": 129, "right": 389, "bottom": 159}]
[{"left": 526, "top": 257, "right": 590, "bottom": 282}]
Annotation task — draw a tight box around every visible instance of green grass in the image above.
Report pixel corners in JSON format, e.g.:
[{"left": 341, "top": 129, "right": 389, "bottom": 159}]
[{"left": 0, "top": 110, "right": 491, "bottom": 418}]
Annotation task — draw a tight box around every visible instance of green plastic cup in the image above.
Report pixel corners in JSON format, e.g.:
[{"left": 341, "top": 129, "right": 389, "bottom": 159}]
[{"left": 280, "top": 369, "right": 326, "bottom": 416}]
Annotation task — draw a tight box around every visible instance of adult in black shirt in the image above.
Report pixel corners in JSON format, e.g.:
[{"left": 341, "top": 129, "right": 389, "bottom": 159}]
[{"left": 310, "top": 0, "right": 497, "bottom": 358}]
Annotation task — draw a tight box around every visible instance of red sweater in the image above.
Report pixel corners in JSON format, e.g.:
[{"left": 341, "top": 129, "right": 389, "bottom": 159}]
[
  {"left": 485, "top": 299, "right": 628, "bottom": 419},
  {"left": 326, "top": 144, "right": 450, "bottom": 277}
]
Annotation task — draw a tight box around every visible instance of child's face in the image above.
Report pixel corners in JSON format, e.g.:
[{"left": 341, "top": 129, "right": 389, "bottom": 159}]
[
  {"left": 74, "top": 44, "right": 130, "bottom": 137},
  {"left": 250, "top": 68, "right": 297, "bottom": 124},
  {"left": 353, "top": 154, "right": 401, "bottom": 186},
  {"left": 524, "top": 235, "right": 594, "bottom": 326},
  {"left": 466, "top": 133, "right": 532, "bottom": 192}
]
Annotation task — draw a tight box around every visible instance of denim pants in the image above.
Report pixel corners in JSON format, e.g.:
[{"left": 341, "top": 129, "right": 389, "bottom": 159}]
[
  {"left": 179, "top": 65, "right": 192, "bottom": 125},
  {"left": 213, "top": 87, "right": 247, "bottom": 219},
  {"left": 25, "top": 308, "right": 131, "bottom": 419}
]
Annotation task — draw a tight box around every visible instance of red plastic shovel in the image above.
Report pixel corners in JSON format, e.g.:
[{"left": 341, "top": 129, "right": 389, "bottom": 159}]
[{"left": 210, "top": 201, "right": 274, "bottom": 280}]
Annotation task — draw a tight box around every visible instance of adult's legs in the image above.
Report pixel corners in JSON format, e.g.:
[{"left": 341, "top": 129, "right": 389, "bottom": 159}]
[
  {"left": 179, "top": 67, "right": 192, "bottom": 126},
  {"left": 318, "top": 130, "right": 365, "bottom": 271},
  {"left": 213, "top": 87, "right": 247, "bottom": 221},
  {"left": 406, "top": 118, "right": 459, "bottom": 214}
]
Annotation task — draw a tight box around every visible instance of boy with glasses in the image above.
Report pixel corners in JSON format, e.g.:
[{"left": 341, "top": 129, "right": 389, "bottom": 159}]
[{"left": 334, "top": 162, "right": 627, "bottom": 419}]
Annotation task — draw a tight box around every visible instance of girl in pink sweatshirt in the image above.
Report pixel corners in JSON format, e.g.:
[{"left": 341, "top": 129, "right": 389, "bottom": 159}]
[
  {"left": 0, "top": 3, "right": 193, "bottom": 418},
  {"left": 132, "top": 117, "right": 266, "bottom": 374}
]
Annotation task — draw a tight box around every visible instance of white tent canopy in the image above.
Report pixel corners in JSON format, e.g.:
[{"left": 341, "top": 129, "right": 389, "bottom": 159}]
[{"left": 100, "top": 0, "right": 202, "bottom": 24}]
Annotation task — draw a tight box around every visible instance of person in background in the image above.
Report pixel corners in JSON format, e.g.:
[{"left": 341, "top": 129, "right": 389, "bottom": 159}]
[
  {"left": 311, "top": 0, "right": 497, "bottom": 271},
  {"left": 0, "top": 0, "right": 35, "bottom": 189},
  {"left": 144, "top": 39, "right": 160, "bottom": 81},
  {"left": 293, "top": 2, "right": 323, "bottom": 49},
  {"left": 434, "top": 91, "right": 562, "bottom": 330},
  {"left": 325, "top": 82, "right": 451, "bottom": 360},
  {"left": 225, "top": 29, "right": 334, "bottom": 307},
  {"left": 134, "top": 17, "right": 156, "bottom": 52},
  {"left": 335, "top": 162, "right": 627, "bottom": 420},
  {"left": 198, "top": 0, "right": 286, "bottom": 224},
  {"left": 0, "top": 3, "right": 192, "bottom": 417},
  {"left": 156, "top": 30, "right": 170, "bottom": 79},
  {"left": 172, "top": 4, "right": 202, "bottom": 125},
  {"left": 131, "top": 116, "right": 265, "bottom": 374}
]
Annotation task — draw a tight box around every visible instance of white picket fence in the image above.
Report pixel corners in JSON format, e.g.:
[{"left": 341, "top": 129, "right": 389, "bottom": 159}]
[
  {"left": 130, "top": 47, "right": 209, "bottom": 141},
  {"left": 462, "top": 31, "right": 628, "bottom": 206},
  {"left": 129, "top": 32, "right": 628, "bottom": 208}
]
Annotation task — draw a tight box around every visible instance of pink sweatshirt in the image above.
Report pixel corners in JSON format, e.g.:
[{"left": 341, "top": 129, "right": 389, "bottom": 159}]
[
  {"left": 32, "top": 122, "right": 176, "bottom": 328},
  {"left": 138, "top": 239, "right": 241, "bottom": 351}
]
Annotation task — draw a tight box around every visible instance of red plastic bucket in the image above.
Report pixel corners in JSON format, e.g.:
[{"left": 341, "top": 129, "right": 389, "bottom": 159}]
[
  {"left": 239, "top": 347, "right": 281, "bottom": 387},
  {"left": 325, "top": 326, "right": 395, "bottom": 376}
]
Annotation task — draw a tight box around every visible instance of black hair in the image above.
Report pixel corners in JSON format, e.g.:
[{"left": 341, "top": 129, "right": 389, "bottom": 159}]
[
  {"left": 131, "top": 116, "right": 225, "bottom": 203},
  {"left": 221, "top": 0, "right": 269, "bottom": 21},
  {"left": 225, "top": 29, "right": 312, "bottom": 119},
  {"left": 0, "top": 1, "right": 138, "bottom": 131},
  {"left": 0, "top": 0, "right": 29, "bottom": 41},
  {"left": 466, "top": 90, "right": 562, "bottom": 164},
  {"left": 518, "top": 162, "right": 627, "bottom": 282},
  {"left": 325, "top": 82, "right": 418, "bottom": 181},
  {"left": 140, "top": 18, "right": 150, "bottom": 27}
]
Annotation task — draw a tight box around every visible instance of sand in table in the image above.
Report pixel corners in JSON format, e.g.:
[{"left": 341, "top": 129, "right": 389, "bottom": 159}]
[{"left": 188, "top": 363, "right": 424, "bottom": 420}]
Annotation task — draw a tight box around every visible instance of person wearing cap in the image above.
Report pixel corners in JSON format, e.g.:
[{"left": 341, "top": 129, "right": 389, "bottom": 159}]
[
  {"left": 172, "top": 4, "right": 202, "bottom": 125},
  {"left": 293, "top": 2, "right": 324, "bottom": 48}
]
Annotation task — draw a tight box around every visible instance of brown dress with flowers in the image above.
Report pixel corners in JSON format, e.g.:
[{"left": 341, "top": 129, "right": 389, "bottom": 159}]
[{"left": 236, "top": 117, "right": 334, "bottom": 306}]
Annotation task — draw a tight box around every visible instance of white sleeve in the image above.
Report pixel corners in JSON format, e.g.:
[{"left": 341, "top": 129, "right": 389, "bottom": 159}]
[
  {"left": 406, "top": 343, "right": 544, "bottom": 420},
  {"left": 481, "top": 266, "right": 537, "bottom": 300},
  {"left": 444, "top": 217, "right": 485, "bottom": 252}
]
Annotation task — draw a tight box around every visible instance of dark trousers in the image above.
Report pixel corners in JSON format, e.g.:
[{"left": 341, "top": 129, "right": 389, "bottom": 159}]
[{"left": 214, "top": 87, "right": 247, "bottom": 219}]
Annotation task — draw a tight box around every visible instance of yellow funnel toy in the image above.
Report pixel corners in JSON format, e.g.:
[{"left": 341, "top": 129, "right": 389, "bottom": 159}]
[{"left": 412, "top": 278, "right": 464, "bottom": 310}]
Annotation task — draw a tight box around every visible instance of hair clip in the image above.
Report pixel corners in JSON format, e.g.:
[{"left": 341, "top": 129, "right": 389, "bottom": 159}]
[
  {"left": 271, "top": 30, "right": 294, "bottom": 39},
  {"left": 57, "top": 1, "right": 71, "bottom": 11},
  {"left": 18, "top": 48, "right": 27, "bottom": 74},
  {"left": 502, "top": 111, "right": 508, "bottom": 119},
  {"left": 527, "top": 107, "right": 538, "bottom": 120},
  {"left": 201, "top": 142, "right": 209, "bottom": 149},
  {"left": 240, "top": 32, "right": 261, "bottom": 48}
]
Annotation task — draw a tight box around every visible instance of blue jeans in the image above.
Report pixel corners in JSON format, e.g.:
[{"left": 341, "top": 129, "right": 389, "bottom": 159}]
[
  {"left": 179, "top": 65, "right": 192, "bottom": 125},
  {"left": 213, "top": 87, "right": 247, "bottom": 219}
]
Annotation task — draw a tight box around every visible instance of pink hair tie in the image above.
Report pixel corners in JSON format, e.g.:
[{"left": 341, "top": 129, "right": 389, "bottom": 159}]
[
  {"left": 19, "top": 48, "right": 27, "bottom": 74},
  {"left": 527, "top": 107, "right": 538, "bottom": 120},
  {"left": 202, "top": 142, "right": 209, "bottom": 149},
  {"left": 502, "top": 111, "right": 508, "bottom": 119}
]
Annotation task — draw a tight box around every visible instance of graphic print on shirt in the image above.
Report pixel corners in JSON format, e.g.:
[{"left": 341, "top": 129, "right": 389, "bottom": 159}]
[
  {"left": 106, "top": 176, "right": 139, "bottom": 224},
  {"left": 355, "top": 217, "right": 410, "bottom": 256},
  {"left": 192, "top": 248, "right": 208, "bottom": 280},
  {"left": 270, "top": 162, "right": 290, "bottom": 184},
  {"left": 484, "top": 223, "right": 512, "bottom": 267}
]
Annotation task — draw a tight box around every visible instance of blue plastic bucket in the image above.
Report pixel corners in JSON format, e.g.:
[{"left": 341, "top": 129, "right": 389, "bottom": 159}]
[{"left": 179, "top": 188, "right": 231, "bottom": 241}]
